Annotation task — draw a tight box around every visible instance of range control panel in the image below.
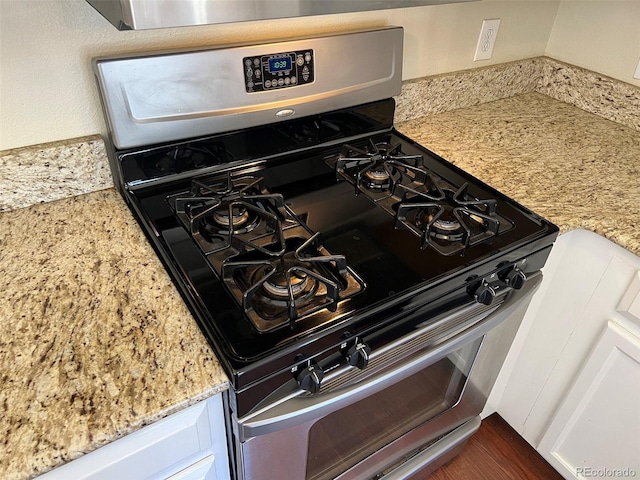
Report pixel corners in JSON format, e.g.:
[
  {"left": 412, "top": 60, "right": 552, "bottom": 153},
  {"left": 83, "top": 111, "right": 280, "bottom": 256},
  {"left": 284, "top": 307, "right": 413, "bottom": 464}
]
[{"left": 243, "top": 49, "right": 315, "bottom": 93}]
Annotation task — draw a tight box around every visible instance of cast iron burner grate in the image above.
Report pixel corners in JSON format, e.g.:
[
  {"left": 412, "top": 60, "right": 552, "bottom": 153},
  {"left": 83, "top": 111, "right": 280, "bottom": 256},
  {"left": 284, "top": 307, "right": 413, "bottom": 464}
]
[
  {"left": 395, "top": 182, "right": 500, "bottom": 256},
  {"left": 328, "top": 138, "right": 514, "bottom": 256},
  {"left": 221, "top": 233, "right": 365, "bottom": 332},
  {"left": 168, "top": 173, "right": 299, "bottom": 255},
  {"left": 334, "top": 139, "right": 424, "bottom": 202}
]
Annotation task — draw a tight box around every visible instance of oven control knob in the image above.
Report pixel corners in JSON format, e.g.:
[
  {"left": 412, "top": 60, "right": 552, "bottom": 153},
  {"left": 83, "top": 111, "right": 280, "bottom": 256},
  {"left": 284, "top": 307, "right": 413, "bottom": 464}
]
[
  {"left": 472, "top": 281, "right": 496, "bottom": 305},
  {"left": 296, "top": 362, "right": 324, "bottom": 394},
  {"left": 501, "top": 267, "right": 527, "bottom": 290},
  {"left": 347, "top": 341, "right": 371, "bottom": 370}
]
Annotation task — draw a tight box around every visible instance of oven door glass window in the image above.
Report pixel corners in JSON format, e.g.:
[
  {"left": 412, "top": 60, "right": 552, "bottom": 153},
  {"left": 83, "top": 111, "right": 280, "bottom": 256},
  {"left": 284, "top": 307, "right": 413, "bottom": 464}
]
[{"left": 305, "top": 337, "right": 483, "bottom": 480}]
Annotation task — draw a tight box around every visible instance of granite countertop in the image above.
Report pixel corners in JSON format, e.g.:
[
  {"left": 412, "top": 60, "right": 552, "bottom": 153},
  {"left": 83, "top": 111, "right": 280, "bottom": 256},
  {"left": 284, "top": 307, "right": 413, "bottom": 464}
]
[
  {"left": 0, "top": 189, "right": 229, "bottom": 479},
  {"left": 398, "top": 92, "right": 640, "bottom": 256},
  {"left": 2, "top": 90, "right": 639, "bottom": 480}
]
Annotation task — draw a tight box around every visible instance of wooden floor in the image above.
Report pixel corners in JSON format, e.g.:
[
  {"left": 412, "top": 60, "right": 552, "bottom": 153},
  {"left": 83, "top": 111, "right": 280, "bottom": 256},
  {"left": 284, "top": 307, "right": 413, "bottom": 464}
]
[{"left": 415, "top": 414, "right": 564, "bottom": 480}]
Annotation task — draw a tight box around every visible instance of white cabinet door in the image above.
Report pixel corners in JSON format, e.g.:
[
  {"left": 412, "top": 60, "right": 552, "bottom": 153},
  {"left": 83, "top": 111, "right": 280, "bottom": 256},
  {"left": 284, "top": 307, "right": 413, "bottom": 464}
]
[
  {"left": 40, "top": 393, "right": 230, "bottom": 480},
  {"left": 494, "top": 230, "right": 640, "bottom": 446},
  {"left": 538, "top": 319, "right": 640, "bottom": 480}
]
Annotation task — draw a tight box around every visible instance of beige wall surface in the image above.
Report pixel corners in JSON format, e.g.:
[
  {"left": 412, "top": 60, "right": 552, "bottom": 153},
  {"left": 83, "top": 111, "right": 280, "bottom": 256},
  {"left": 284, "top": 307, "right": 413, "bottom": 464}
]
[
  {"left": 546, "top": 1, "right": 640, "bottom": 89},
  {"left": 0, "top": 0, "right": 560, "bottom": 150},
  {"left": 2, "top": 1, "right": 639, "bottom": 153}
]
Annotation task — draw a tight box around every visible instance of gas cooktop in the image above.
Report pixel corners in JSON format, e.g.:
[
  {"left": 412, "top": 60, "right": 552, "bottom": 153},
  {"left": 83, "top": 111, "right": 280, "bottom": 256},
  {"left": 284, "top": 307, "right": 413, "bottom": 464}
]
[
  {"left": 124, "top": 107, "right": 556, "bottom": 374},
  {"left": 93, "top": 27, "right": 558, "bottom": 394}
]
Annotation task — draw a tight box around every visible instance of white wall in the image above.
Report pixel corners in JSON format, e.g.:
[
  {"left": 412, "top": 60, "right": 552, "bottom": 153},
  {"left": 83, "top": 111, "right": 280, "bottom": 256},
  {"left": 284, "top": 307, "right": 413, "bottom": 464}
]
[
  {"left": 0, "top": 0, "right": 560, "bottom": 151},
  {"left": 546, "top": 0, "right": 640, "bottom": 88}
]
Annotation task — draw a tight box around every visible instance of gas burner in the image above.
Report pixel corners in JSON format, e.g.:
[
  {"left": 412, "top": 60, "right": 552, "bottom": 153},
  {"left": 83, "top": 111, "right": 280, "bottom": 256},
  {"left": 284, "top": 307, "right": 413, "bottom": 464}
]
[
  {"left": 333, "top": 138, "right": 423, "bottom": 198},
  {"left": 363, "top": 168, "right": 390, "bottom": 183},
  {"left": 415, "top": 206, "right": 489, "bottom": 245},
  {"left": 199, "top": 203, "right": 261, "bottom": 241},
  {"left": 419, "top": 211, "right": 465, "bottom": 239},
  {"left": 213, "top": 205, "right": 251, "bottom": 230},
  {"left": 221, "top": 234, "right": 365, "bottom": 332},
  {"left": 258, "top": 252, "right": 316, "bottom": 300},
  {"left": 396, "top": 184, "right": 504, "bottom": 256},
  {"left": 361, "top": 164, "right": 396, "bottom": 191},
  {"left": 168, "top": 173, "right": 299, "bottom": 255},
  {"left": 262, "top": 269, "right": 313, "bottom": 299}
]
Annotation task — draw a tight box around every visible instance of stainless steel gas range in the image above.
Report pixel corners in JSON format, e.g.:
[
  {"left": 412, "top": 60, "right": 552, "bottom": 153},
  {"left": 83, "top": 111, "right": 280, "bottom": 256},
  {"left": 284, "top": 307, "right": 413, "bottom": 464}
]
[{"left": 93, "top": 27, "right": 558, "bottom": 480}]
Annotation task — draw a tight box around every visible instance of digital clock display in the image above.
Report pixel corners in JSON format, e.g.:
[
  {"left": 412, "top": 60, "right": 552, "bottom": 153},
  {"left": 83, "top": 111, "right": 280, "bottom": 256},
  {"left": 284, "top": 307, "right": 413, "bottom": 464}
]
[
  {"left": 244, "top": 50, "right": 312, "bottom": 93},
  {"left": 268, "top": 56, "right": 292, "bottom": 73}
]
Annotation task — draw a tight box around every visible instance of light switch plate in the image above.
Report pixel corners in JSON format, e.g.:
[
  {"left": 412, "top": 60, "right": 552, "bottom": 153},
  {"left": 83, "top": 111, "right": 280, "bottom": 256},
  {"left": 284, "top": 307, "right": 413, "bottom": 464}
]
[{"left": 474, "top": 19, "right": 501, "bottom": 61}]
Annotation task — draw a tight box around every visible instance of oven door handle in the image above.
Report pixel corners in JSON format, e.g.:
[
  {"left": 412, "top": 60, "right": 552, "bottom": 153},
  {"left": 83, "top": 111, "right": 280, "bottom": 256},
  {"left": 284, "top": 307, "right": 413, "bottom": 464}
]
[{"left": 239, "top": 272, "right": 541, "bottom": 441}]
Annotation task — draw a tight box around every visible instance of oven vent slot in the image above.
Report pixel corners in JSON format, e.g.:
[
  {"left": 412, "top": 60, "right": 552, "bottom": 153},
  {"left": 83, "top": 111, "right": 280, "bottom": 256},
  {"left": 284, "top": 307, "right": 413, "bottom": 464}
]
[{"left": 319, "top": 299, "right": 503, "bottom": 394}]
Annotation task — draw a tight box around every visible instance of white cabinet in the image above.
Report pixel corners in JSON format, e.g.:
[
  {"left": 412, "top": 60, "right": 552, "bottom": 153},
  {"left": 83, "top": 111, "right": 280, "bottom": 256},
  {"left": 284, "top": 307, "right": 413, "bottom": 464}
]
[
  {"left": 490, "top": 229, "right": 640, "bottom": 472},
  {"left": 39, "top": 393, "right": 230, "bottom": 480},
  {"left": 538, "top": 319, "right": 640, "bottom": 479}
]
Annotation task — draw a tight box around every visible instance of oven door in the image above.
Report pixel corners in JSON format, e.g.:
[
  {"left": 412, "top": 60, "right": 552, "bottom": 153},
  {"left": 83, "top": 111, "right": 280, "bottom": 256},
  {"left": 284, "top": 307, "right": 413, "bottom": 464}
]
[{"left": 232, "top": 273, "right": 541, "bottom": 480}]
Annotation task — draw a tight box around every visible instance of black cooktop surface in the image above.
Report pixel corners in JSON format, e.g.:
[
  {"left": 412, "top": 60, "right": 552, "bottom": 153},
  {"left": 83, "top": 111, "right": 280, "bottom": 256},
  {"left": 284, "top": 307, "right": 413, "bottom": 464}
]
[{"left": 126, "top": 123, "right": 556, "bottom": 369}]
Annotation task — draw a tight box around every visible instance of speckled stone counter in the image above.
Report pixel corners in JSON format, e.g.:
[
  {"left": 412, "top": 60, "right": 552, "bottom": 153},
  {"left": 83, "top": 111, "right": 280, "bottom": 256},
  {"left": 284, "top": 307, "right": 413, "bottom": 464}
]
[
  {"left": 398, "top": 92, "right": 640, "bottom": 256},
  {"left": 0, "top": 189, "right": 229, "bottom": 479},
  {"left": 2, "top": 81, "right": 639, "bottom": 480},
  {"left": 0, "top": 135, "right": 113, "bottom": 213}
]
